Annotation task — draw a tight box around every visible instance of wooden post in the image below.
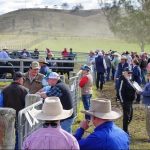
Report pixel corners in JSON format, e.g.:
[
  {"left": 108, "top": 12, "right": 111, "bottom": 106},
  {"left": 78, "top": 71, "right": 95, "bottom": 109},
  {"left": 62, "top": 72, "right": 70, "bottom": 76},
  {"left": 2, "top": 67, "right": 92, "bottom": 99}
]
[
  {"left": 25, "top": 94, "right": 41, "bottom": 107},
  {"left": 0, "top": 108, "right": 16, "bottom": 149}
]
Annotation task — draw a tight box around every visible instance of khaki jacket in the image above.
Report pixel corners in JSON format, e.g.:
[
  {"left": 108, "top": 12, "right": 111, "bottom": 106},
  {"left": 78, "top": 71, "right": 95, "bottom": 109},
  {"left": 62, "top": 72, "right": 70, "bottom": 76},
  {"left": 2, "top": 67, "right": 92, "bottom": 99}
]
[{"left": 23, "top": 72, "right": 44, "bottom": 94}]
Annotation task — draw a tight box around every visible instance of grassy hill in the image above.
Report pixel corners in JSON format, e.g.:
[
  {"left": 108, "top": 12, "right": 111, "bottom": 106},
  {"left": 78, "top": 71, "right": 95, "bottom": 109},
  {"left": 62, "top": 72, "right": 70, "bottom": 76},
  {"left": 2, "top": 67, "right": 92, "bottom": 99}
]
[{"left": 0, "top": 8, "right": 149, "bottom": 52}]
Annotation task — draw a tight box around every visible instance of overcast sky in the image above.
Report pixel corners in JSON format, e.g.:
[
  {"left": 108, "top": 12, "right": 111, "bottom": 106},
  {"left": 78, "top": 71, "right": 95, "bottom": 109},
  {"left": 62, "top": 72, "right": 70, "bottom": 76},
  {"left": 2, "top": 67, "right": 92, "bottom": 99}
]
[{"left": 0, "top": 0, "right": 113, "bottom": 15}]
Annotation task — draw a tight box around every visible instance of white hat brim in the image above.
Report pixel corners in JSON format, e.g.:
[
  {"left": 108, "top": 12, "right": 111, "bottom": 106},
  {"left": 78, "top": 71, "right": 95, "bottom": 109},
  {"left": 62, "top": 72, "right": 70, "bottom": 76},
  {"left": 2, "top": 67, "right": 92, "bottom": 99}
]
[
  {"left": 34, "top": 109, "right": 73, "bottom": 121},
  {"left": 81, "top": 108, "right": 122, "bottom": 120}
]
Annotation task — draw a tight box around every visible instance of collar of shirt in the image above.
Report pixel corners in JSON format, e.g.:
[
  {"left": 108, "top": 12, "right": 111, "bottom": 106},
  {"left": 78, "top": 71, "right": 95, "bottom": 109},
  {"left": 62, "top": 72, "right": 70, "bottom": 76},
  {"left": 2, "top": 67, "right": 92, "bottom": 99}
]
[{"left": 94, "top": 121, "right": 113, "bottom": 132}]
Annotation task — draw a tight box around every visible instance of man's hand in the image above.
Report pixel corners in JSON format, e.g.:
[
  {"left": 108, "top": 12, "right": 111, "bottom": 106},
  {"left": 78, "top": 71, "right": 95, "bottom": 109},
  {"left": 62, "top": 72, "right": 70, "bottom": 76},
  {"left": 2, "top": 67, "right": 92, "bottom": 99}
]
[
  {"left": 80, "top": 120, "right": 90, "bottom": 130},
  {"left": 36, "top": 92, "right": 47, "bottom": 99}
]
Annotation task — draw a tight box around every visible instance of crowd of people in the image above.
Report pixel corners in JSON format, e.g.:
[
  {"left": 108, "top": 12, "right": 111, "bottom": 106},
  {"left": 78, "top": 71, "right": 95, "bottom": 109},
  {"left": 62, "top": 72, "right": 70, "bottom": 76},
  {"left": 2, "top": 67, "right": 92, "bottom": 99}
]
[
  {"left": 0, "top": 48, "right": 150, "bottom": 149},
  {"left": 87, "top": 49, "right": 150, "bottom": 138}
]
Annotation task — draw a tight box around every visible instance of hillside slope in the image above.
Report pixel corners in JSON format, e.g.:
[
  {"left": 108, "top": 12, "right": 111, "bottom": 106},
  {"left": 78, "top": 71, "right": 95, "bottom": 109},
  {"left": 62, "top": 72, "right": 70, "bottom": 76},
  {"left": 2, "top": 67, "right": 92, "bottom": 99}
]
[{"left": 0, "top": 8, "right": 113, "bottom": 38}]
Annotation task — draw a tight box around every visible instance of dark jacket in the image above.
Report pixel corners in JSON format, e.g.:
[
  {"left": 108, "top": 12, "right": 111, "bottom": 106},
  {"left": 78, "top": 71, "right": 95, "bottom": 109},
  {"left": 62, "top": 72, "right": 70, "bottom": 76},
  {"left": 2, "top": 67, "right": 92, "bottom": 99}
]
[
  {"left": 132, "top": 65, "right": 142, "bottom": 85},
  {"left": 23, "top": 72, "right": 44, "bottom": 94},
  {"left": 95, "top": 55, "right": 106, "bottom": 73},
  {"left": 115, "top": 62, "right": 129, "bottom": 79},
  {"left": 46, "top": 80, "right": 75, "bottom": 118},
  {"left": 2, "top": 82, "right": 28, "bottom": 114},
  {"left": 141, "top": 82, "right": 150, "bottom": 105},
  {"left": 119, "top": 76, "right": 136, "bottom": 103}
]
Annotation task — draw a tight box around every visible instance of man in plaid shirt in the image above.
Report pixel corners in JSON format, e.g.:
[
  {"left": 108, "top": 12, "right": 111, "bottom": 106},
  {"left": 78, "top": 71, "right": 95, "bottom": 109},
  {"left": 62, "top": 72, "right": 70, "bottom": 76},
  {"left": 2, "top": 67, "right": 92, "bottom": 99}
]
[{"left": 38, "top": 72, "right": 75, "bottom": 133}]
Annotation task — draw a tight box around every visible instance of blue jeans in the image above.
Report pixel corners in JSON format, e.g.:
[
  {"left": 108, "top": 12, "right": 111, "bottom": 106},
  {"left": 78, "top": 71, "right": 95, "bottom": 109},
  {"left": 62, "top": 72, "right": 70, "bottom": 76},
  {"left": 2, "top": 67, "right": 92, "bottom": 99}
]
[
  {"left": 60, "top": 117, "right": 75, "bottom": 133},
  {"left": 106, "top": 67, "right": 111, "bottom": 81},
  {"left": 141, "top": 69, "right": 147, "bottom": 85},
  {"left": 82, "top": 94, "right": 92, "bottom": 120}
]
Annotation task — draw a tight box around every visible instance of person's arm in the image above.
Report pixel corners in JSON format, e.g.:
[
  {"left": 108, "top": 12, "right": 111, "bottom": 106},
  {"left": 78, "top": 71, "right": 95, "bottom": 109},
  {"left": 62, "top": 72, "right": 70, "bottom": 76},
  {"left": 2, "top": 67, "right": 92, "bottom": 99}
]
[
  {"left": 74, "top": 120, "right": 103, "bottom": 150},
  {"left": 46, "top": 86, "right": 62, "bottom": 97},
  {"left": 79, "top": 76, "right": 88, "bottom": 88},
  {"left": 141, "top": 85, "right": 150, "bottom": 96}
]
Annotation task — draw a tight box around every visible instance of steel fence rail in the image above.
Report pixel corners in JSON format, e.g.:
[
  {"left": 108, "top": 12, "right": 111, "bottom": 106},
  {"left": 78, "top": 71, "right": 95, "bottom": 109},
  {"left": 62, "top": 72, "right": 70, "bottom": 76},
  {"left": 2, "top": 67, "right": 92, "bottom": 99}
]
[{"left": 18, "top": 75, "right": 79, "bottom": 149}]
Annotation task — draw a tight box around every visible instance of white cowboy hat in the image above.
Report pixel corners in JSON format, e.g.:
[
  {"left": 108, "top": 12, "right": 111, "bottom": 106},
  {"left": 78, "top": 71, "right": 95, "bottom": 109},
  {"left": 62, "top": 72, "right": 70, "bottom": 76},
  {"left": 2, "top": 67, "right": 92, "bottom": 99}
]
[
  {"left": 35, "top": 97, "right": 73, "bottom": 121},
  {"left": 81, "top": 98, "right": 122, "bottom": 120}
]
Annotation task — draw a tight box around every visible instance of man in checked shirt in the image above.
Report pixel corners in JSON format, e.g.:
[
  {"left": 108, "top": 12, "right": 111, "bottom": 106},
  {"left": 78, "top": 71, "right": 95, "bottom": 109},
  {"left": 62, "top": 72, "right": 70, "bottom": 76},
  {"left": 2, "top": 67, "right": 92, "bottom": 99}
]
[{"left": 38, "top": 72, "right": 75, "bottom": 133}]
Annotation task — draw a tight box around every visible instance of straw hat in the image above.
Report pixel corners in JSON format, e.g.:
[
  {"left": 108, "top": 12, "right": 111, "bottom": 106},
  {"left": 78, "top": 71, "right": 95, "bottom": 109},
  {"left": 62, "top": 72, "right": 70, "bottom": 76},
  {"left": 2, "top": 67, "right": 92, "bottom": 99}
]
[
  {"left": 35, "top": 97, "right": 73, "bottom": 120},
  {"left": 81, "top": 98, "right": 122, "bottom": 120},
  {"left": 38, "top": 57, "right": 48, "bottom": 64}
]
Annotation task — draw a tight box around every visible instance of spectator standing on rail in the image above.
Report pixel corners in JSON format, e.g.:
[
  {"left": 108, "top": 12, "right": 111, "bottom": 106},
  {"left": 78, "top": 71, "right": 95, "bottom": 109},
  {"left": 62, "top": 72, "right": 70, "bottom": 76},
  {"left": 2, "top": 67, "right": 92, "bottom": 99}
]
[
  {"left": 79, "top": 64, "right": 93, "bottom": 120},
  {"left": 20, "top": 49, "right": 31, "bottom": 59},
  {"left": 61, "top": 48, "right": 69, "bottom": 58},
  {"left": 33, "top": 48, "right": 40, "bottom": 59},
  {"left": 23, "top": 61, "right": 44, "bottom": 94},
  {"left": 0, "top": 48, "right": 14, "bottom": 79},
  {"left": 22, "top": 97, "right": 79, "bottom": 150}
]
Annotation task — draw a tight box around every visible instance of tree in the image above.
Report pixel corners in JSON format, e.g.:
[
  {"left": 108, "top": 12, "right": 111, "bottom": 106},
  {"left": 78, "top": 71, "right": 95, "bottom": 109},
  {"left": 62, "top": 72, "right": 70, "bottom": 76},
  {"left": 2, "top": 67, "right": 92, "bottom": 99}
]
[
  {"left": 61, "top": 3, "right": 69, "bottom": 10},
  {"left": 72, "top": 3, "right": 84, "bottom": 11},
  {"left": 99, "top": 0, "right": 150, "bottom": 52}
]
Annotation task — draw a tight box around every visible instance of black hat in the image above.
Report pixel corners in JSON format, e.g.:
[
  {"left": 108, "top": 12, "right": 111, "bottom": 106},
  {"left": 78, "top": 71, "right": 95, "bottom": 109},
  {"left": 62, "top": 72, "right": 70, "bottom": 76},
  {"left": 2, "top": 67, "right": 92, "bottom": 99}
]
[
  {"left": 123, "top": 67, "right": 132, "bottom": 73},
  {"left": 13, "top": 72, "right": 23, "bottom": 81}
]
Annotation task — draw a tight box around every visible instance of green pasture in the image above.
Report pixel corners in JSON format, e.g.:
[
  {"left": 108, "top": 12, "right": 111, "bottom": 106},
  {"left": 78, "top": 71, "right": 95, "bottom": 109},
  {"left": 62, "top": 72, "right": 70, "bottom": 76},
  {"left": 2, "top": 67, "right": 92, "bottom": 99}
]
[
  {"left": 30, "top": 37, "right": 150, "bottom": 53},
  {"left": 0, "top": 34, "right": 150, "bottom": 53}
]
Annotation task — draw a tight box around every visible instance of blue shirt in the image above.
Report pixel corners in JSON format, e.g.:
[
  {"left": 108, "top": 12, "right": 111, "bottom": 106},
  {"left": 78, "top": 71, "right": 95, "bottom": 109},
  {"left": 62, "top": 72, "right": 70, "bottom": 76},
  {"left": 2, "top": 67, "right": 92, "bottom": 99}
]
[
  {"left": 141, "top": 82, "right": 150, "bottom": 105},
  {"left": 74, "top": 121, "right": 130, "bottom": 150}
]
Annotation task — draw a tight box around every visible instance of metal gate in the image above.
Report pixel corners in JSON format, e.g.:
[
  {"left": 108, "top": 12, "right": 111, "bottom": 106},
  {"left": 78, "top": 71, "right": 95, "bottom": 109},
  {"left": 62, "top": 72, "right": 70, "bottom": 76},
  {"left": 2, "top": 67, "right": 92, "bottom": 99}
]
[{"left": 18, "top": 75, "right": 79, "bottom": 149}]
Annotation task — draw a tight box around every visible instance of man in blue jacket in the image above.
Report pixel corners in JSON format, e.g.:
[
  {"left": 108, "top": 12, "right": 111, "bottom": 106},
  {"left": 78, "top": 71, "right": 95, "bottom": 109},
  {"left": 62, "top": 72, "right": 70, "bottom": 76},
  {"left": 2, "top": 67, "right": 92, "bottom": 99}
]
[
  {"left": 74, "top": 98, "right": 130, "bottom": 150},
  {"left": 139, "top": 71, "right": 150, "bottom": 142}
]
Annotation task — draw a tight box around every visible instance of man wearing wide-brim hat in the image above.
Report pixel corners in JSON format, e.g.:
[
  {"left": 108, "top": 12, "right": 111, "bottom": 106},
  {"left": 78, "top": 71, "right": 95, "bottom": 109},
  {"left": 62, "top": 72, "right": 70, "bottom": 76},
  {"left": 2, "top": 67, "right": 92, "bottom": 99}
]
[
  {"left": 38, "top": 57, "right": 51, "bottom": 76},
  {"left": 74, "top": 98, "right": 130, "bottom": 150},
  {"left": 22, "top": 97, "right": 79, "bottom": 150},
  {"left": 38, "top": 71, "right": 75, "bottom": 133}
]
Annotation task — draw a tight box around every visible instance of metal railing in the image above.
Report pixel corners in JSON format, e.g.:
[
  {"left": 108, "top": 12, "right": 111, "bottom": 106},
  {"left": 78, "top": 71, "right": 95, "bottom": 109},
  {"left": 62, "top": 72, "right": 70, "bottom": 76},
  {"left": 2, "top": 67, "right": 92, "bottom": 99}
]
[{"left": 18, "top": 75, "right": 79, "bottom": 149}]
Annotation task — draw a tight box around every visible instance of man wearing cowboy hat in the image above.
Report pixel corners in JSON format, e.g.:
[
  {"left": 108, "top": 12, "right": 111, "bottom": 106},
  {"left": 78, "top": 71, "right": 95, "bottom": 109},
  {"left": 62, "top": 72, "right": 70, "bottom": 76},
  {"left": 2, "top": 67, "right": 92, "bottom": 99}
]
[
  {"left": 38, "top": 72, "right": 75, "bottom": 133},
  {"left": 38, "top": 57, "right": 51, "bottom": 76},
  {"left": 22, "top": 97, "right": 79, "bottom": 150},
  {"left": 74, "top": 98, "right": 129, "bottom": 150}
]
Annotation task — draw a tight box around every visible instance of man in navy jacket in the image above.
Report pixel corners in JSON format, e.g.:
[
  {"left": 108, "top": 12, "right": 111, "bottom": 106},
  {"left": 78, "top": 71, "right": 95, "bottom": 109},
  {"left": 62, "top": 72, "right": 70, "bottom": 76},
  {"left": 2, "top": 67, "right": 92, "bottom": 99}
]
[{"left": 74, "top": 98, "right": 129, "bottom": 150}]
